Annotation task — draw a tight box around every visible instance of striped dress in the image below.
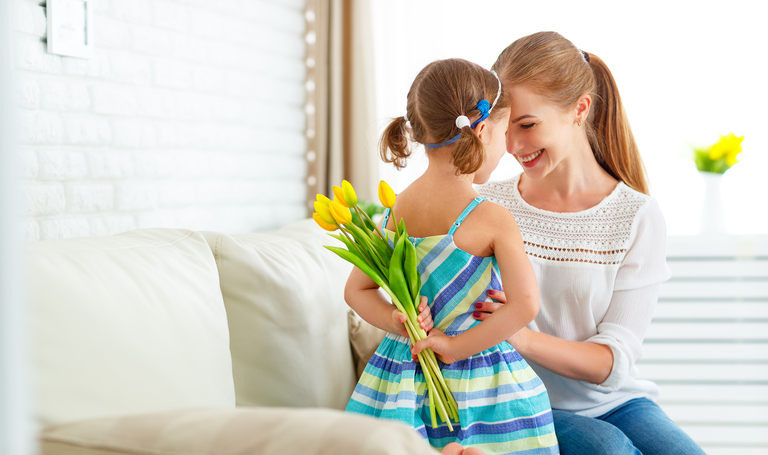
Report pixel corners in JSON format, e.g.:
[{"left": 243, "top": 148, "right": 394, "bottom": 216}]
[{"left": 346, "top": 197, "right": 559, "bottom": 454}]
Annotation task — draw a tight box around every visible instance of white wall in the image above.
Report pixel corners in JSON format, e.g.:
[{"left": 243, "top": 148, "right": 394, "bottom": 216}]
[{"left": 12, "top": 0, "right": 309, "bottom": 240}]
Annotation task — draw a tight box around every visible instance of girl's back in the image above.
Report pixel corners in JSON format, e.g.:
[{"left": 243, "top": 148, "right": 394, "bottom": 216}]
[{"left": 386, "top": 178, "right": 508, "bottom": 259}]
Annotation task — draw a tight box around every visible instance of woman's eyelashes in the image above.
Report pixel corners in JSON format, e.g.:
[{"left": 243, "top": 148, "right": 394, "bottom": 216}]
[{"left": 520, "top": 123, "right": 536, "bottom": 130}]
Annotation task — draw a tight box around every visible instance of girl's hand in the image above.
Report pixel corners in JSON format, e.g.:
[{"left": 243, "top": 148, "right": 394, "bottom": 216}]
[
  {"left": 473, "top": 289, "right": 507, "bottom": 321},
  {"left": 411, "top": 328, "right": 461, "bottom": 364},
  {"left": 415, "top": 296, "right": 433, "bottom": 332},
  {"left": 393, "top": 296, "right": 432, "bottom": 337}
]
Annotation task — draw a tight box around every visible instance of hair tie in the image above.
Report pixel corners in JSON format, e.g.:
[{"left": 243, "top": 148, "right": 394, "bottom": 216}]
[
  {"left": 455, "top": 115, "right": 470, "bottom": 129},
  {"left": 580, "top": 49, "right": 590, "bottom": 63}
]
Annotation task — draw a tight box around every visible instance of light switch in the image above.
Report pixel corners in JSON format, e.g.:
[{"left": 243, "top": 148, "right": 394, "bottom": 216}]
[{"left": 46, "top": 0, "right": 93, "bottom": 59}]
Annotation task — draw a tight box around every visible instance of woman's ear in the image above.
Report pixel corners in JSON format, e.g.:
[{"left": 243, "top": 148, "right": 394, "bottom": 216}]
[{"left": 575, "top": 94, "right": 592, "bottom": 123}]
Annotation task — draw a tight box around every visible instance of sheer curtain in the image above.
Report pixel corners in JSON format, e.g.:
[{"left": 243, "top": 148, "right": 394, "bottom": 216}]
[
  {"left": 306, "top": 0, "right": 379, "bottom": 209},
  {"left": 369, "top": 0, "right": 768, "bottom": 235},
  {"left": 0, "top": 0, "right": 34, "bottom": 452}
]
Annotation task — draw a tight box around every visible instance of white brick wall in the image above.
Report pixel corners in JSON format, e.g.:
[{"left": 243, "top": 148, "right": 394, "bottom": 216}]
[{"left": 12, "top": 0, "right": 309, "bottom": 240}]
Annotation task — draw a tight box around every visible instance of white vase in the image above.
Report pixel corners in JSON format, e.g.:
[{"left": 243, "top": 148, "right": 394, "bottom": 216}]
[{"left": 699, "top": 171, "right": 726, "bottom": 234}]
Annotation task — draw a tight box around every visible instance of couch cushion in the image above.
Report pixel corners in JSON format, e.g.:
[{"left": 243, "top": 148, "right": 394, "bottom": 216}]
[
  {"left": 39, "top": 407, "right": 439, "bottom": 455},
  {"left": 202, "top": 219, "right": 355, "bottom": 410},
  {"left": 348, "top": 310, "right": 387, "bottom": 379},
  {"left": 26, "top": 229, "right": 235, "bottom": 427}
]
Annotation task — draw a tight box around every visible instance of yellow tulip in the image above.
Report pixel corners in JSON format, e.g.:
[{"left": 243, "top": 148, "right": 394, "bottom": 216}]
[
  {"left": 378, "top": 181, "right": 396, "bottom": 209},
  {"left": 708, "top": 133, "right": 744, "bottom": 161},
  {"left": 725, "top": 149, "right": 741, "bottom": 167},
  {"left": 341, "top": 180, "right": 358, "bottom": 207},
  {"left": 313, "top": 212, "right": 339, "bottom": 231},
  {"left": 315, "top": 193, "right": 332, "bottom": 208},
  {"left": 329, "top": 199, "right": 352, "bottom": 225},
  {"left": 332, "top": 186, "right": 349, "bottom": 207},
  {"left": 314, "top": 201, "right": 335, "bottom": 224}
]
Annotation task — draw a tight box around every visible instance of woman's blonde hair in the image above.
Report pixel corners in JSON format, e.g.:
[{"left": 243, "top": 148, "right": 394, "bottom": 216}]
[
  {"left": 492, "top": 31, "right": 649, "bottom": 194},
  {"left": 380, "top": 58, "right": 510, "bottom": 175}
]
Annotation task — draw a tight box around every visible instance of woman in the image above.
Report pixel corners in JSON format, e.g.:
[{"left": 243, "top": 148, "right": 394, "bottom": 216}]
[{"left": 473, "top": 31, "right": 705, "bottom": 455}]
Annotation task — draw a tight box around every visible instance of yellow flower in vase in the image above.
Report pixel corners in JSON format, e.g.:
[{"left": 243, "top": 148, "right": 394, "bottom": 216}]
[{"left": 692, "top": 133, "right": 745, "bottom": 174}]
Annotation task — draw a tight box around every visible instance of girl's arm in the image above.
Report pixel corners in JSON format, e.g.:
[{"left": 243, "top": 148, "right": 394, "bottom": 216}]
[
  {"left": 413, "top": 207, "right": 538, "bottom": 363},
  {"left": 345, "top": 261, "right": 433, "bottom": 338}
]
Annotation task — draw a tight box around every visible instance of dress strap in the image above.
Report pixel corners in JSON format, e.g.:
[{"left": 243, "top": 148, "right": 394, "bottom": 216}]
[
  {"left": 381, "top": 208, "right": 392, "bottom": 236},
  {"left": 448, "top": 197, "right": 486, "bottom": 236}
]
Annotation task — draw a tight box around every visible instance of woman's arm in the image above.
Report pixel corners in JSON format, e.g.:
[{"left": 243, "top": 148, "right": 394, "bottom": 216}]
[
  {"left": 475, "top": 198, "right": 670, "bottom": 388},
  {"left": 476, "top": 291, "right": 613, "bottom": 384}
]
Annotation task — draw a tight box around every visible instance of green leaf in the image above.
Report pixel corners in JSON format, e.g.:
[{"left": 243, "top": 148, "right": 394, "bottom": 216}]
[
  {"left": 324, "top": 246, "right": 386, "bottom": 288},
  {"left": 403, "top": 238, "right": 421, "bottom": 303},
  {"left": 388, "top": 235, "right": 416, "bottom": 319},
  {"left": 346, "top": 223, "right": 389, "bottom": 276}
]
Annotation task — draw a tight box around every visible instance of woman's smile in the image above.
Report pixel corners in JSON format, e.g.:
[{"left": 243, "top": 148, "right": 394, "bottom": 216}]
[{"left": 518, "top": 149, "right": 544, "bottom": 167}]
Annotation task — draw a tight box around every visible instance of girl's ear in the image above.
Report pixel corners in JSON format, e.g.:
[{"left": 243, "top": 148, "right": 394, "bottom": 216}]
[
  {"left": 474, "top": 120, "right": 488, "bottom": 142},
  {"left": 575, "top": 94, "right": 592, "bottom": 123}
]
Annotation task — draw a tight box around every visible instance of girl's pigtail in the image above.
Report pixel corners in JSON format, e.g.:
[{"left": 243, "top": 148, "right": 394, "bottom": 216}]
[
  {"left": 588, "top": 53, "right": 649, "bottom": 195},
  {"left": 451, "top": 122, "right": 485, "bottom": 176},
  {"left": 379, "top": 116, "right": 411, "bottom": 170}
]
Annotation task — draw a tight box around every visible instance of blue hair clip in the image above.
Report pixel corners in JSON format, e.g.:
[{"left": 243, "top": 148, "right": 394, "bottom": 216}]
[
  {"left": 471, "top": 99, "right": 491, "bottom": 128},
  {"left": 425, "top": 99, "right": 491, "bottom": 149}
]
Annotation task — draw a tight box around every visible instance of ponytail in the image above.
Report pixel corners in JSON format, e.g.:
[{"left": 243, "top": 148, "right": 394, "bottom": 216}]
[
  {"left": 587, "top": 54, "right": 649, "bottom": 194},
  {"left": 494, "top": 32, "right": 650, "bottom": 195},
  {"left": 379, "top": 116, "right": 411, "bottom": 170},
  {"left": 379, "top": 59, "right": 510, "bottom": 175},
  {"left": 452, "top": 125, "right": 485, "bottom": 175}
]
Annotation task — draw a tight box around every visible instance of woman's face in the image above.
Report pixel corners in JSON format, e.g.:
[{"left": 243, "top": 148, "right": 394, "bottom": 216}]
[
  {"left": 474, "top": 108, "right": 511, "bottom": 184},
  {"left": 504, "top": 84, "right": 575, "bottom": 179}
]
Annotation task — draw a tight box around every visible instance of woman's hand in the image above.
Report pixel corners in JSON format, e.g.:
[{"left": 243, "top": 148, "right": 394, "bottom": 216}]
[
  {"left": 473, "top": 289, "right": 507, "bottom": 321},
  {"left": 473, "top": 289, "right": 528, "bottom": 349},
  {"left": 392, "top": 296, "right": 432, "bottom": 337},
  {"left": 411, "top": 328, "right": 461, "bottom": 364}
]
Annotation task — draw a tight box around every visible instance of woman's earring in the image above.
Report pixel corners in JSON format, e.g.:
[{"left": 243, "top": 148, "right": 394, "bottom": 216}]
[{"left": 577, "top": 119, "right": 582, "bottom": 127}]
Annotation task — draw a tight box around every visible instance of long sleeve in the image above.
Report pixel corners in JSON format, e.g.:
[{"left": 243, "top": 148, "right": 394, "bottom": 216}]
[{"left": 582, "top": 198, "right": 672, "bottom": 392}]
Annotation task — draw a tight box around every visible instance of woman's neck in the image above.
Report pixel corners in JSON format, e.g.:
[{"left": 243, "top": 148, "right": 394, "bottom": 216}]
[{"left": 519, "top": 139, "right": 618, "bottom": 212}]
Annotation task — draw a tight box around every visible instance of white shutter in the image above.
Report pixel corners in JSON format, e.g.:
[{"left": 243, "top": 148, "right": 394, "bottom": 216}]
[{"left": 640, "top": 234, "right": 768, "bottom": 454}]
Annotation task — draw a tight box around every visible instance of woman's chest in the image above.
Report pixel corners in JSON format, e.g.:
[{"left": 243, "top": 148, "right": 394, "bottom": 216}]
[{"left": 528, "top": 259, "right": 621, "bottom": 338}]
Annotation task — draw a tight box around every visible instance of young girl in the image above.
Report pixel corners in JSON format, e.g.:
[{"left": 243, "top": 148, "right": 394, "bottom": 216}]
[
  {"left": 473, "top": 31, "right": 706, "bottom": 455},
  {"left": 344, "top": 58, "right": 559, "bottom": 455}
]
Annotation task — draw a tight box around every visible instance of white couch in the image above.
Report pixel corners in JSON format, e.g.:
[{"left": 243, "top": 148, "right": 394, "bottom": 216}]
[{"left": 25, "top": 219, "right": 437, "bottom": 455}]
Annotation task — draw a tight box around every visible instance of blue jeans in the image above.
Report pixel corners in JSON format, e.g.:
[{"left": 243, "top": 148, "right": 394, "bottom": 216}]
[{"left": 553, "top": 398, "right": 706, "bottom": 455}]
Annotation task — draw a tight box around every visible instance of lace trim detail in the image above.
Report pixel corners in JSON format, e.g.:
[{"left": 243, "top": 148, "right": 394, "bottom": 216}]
[
  {"left": 524, "top": 241, "right": 626, "bottom": 265},
  {"left": 478, "top": 175, "right": 649, "bottom": 265}
]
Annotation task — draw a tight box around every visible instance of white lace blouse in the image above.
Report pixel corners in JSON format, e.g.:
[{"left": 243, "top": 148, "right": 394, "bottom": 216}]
[{"left": 478, "top": 174, "right": 671, "bottom": 417}]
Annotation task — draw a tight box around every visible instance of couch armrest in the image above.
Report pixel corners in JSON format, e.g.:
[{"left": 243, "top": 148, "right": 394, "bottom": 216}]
[{"left": 40, "top": 407, "right": 439, "bottom": 455}]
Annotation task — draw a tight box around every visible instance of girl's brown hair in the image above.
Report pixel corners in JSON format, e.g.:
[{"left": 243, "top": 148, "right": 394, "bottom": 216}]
[
  {"left": 380, "top": 58, "right": 510, "bottom": 175},
  {"left": 492, "top": 31, "right": 649, "bottom": 194}
]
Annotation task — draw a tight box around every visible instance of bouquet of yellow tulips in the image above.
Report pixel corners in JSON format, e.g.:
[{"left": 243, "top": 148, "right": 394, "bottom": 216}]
[
  {"left": 313, "top": 180, "right": 459, "bottom": 431},
  {"left": 692, "top": 132, "right": 745, "bottom": 174}
]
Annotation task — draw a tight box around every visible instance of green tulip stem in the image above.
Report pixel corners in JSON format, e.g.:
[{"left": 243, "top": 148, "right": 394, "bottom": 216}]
[
  {"left": 345, "top": 223, "right": 390, "bottom": 276},
  {"left": 421, "top": 351, "right": 453, "bottom": 431},
  {"left": 403, "top": 317, "right": 455, "bottom": 429},
  {"left": 342, "top": 225, "right": 387, "bottom": 277},
  {"left": 354, "top": 206, "right": 379, "bottom": 235},
  {"left": 420, "top": 354, "right": 440, "bottom": 429}
]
